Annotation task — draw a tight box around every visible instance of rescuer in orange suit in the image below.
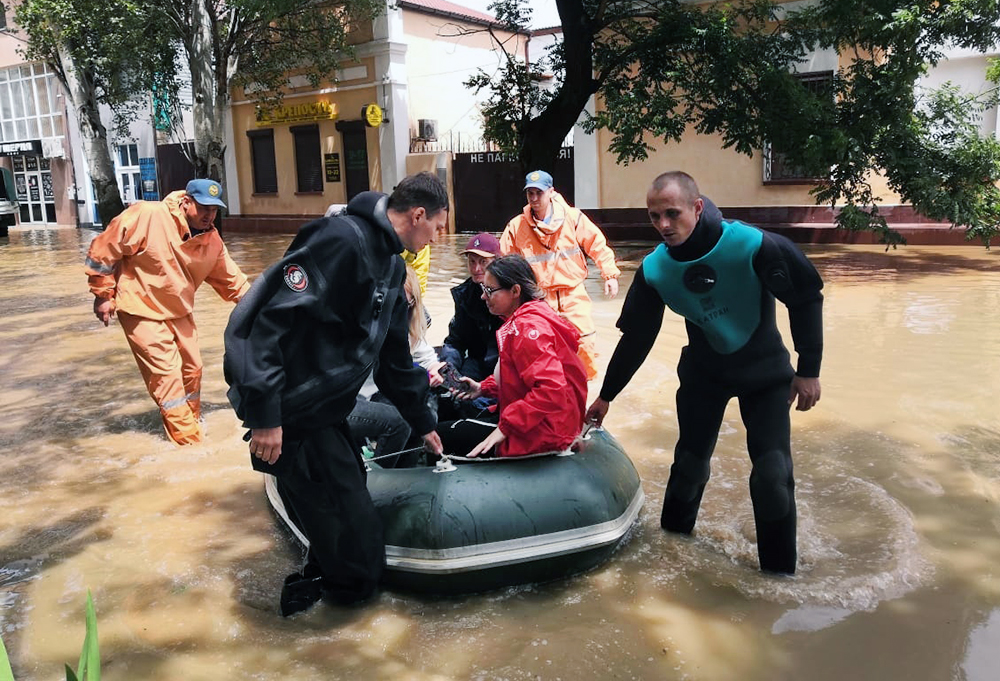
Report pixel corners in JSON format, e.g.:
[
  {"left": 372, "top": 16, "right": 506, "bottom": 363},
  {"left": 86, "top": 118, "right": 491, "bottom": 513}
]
[
  {"left": 85, "top": 179, "right": 250, "bottom": 445},
  {"left": 500, "top": 170, "right": 621, "bottom": 379}
]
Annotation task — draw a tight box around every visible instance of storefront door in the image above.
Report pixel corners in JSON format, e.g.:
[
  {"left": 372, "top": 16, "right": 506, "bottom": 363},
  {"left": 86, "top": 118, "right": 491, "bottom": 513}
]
[
  {"left": 13, "top": 155, "right": 56, "bottom": 224},
  {"left": 336, "top": 120, "right": 370, "bottom": 201}
]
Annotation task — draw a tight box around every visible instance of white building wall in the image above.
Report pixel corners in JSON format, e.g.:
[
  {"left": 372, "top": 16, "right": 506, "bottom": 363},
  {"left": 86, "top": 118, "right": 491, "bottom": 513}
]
[
  {"left": 402, "top": 14, "right": 524, "bottom": 148},
  {"left": 920, "top": 48, "right": 999, "bottom": 139},
  {"left": 373, "top": 0, "right": 410, "bottom": 190}
]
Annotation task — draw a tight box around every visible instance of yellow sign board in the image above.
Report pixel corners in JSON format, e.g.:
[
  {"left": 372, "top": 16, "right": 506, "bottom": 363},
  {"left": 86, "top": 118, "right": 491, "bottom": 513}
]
[
  {"left": 256, "top": 100, "right": 338, "bottom": 126},
  {"left": 364, "top": 103, "right": 384, "bottom": 128}
]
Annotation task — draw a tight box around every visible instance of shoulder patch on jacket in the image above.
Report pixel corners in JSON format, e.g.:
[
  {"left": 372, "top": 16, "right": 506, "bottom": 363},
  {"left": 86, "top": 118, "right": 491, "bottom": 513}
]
[{"left": 283, "top": 264, "right": 308, "bottom": 292}]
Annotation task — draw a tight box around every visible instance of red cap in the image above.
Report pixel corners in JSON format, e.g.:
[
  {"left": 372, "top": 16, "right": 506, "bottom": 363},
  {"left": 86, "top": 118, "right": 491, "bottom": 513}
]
[{"left": 460, "top": 232, "right": 501, "bottom": 257}]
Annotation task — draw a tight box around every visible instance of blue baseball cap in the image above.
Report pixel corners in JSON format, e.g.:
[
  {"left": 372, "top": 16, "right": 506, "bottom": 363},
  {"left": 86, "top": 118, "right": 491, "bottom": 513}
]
[
  {"left": 524, "top": 170, "right": 554, "bottom": 191},
  {"left": 185, "top": 179, "right": 227, "bottom": 209}
]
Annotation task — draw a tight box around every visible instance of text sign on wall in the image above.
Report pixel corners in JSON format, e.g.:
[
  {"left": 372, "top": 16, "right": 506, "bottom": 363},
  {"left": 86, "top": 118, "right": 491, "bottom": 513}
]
[
  {"left": 325, "top": 153, "right": 341, "bottom": 182},
  {"left": 464, "top": 147, "right": 573, "bottom": 165},
  {"left": 0, "top": 139, "right": 42, "bottom": 156},
  {"left": 452, "top": 147, "right": 575, "bottom": 234},
  {"left": 256, "top": 101, "right": 337, "bottom": 127},
  {"left": 363, "top": 104, "right": 383, "bottom": 128}
]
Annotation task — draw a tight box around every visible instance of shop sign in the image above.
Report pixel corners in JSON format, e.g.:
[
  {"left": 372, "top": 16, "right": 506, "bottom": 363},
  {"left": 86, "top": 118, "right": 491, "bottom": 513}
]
[
  {"left": 256, "top": 100, "right": 337, "bottom": 126},
  {"left": 324, "top": 153, "right": 341, "bottom": 182},
  {"left": 0, "top": 139, "right": 43, "bottom": 156},
  {"left": 363, "top": 103, "right": 384, "bottom": 128}
]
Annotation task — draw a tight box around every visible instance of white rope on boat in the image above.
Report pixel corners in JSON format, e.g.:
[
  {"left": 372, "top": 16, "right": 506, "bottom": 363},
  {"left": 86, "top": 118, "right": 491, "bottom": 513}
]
[
  {"left": 432, "top": 422, "right": 601, "bottom": 468},
  {"left": 365, "top": 423, "right": 602, "bottom": 472}
]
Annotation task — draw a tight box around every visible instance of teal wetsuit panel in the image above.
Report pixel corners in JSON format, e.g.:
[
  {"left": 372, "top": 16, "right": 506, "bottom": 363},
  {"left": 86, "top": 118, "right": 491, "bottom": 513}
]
[{"left": 642, "top": 221, "right": 764, "bottom": 354}]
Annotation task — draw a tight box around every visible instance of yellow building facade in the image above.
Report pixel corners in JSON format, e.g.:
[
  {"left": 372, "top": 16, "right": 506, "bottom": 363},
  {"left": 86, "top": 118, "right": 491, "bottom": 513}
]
[{"left": 227, "top": 0, "right": 525, "bottom": 227}]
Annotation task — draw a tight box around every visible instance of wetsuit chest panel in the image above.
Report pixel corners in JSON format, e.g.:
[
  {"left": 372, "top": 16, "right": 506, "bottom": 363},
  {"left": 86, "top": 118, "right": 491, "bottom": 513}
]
[{"left": 643, "top": 221, "right": 763, "bottom": 354}]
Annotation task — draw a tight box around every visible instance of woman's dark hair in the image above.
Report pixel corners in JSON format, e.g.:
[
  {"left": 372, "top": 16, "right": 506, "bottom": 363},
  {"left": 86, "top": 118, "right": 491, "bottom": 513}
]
[
  {"left": 387, "top": 171, "right": 449, "bottom": 217},
  {"left": 486, "top": 255, "right": 544, "bottom": 304}
]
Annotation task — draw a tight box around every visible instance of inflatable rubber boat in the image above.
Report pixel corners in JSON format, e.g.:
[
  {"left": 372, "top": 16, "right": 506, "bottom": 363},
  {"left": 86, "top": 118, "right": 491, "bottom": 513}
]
[{"left": 264, "top": 427, "right": 644, "bottom": 594}]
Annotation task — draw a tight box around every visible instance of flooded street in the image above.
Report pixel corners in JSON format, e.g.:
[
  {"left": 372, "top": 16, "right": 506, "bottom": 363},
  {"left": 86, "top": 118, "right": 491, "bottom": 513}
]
[{"left": 1, "top": 226, "right": 999, "bottom": 680}]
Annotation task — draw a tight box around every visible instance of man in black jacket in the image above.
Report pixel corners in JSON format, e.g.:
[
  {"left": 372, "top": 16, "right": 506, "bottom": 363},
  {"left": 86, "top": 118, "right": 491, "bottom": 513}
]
[
  {"left": 586, "top": 171, "right": 823, "bottom": 575},
  {"left": 225, "top": 172, "right": 447, "bottom": 615},
  {"left": 439, "top": 232, "right": 503, "bottom": 381}
]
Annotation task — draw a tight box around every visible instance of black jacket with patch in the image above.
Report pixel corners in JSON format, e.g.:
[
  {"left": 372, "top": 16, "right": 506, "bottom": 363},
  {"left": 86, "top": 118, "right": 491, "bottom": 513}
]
[
  {"left": 439, "top": 277, "right": 502, "bottom": 381},
  {"left": 224, "top": 192, "right": 435, "bottom": 435}
]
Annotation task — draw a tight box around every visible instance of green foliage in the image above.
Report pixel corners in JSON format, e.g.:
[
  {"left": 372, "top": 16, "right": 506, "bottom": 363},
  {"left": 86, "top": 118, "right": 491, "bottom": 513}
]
[
  {"left": 0, "top": 635, "right": 14, "bottom": 681},
  {"left": 467, "top": 46, "right": 554, "bottom": 153},
  {"left": 15, "top": 0, "right": 178, "bottom": 139},
  {"left": 471, "top": 0, "right": 1000, "bottom": 242},
  {"left": 162, "top": 0, "right": 386, "bottom": 108},
  {"left": 70, "top": 591, "right": 100, "bottom": 681},
  {"left": 1, "top": 591, "right": 100, "bottom": 681}
]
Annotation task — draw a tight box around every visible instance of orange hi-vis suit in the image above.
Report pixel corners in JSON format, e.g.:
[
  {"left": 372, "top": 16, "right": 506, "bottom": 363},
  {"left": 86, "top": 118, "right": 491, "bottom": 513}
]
[
  {"left": 500, "top": 191, "right": 621, "bottom": 379},
  {"left": 85, "top": 191, "right": 249, "bottom": 445}
]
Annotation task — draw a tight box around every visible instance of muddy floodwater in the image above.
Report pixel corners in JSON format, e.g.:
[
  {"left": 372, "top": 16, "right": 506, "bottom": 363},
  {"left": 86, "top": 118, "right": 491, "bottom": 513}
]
[{"left": 1, "top": 226, "right": 999, "bottom": 680}]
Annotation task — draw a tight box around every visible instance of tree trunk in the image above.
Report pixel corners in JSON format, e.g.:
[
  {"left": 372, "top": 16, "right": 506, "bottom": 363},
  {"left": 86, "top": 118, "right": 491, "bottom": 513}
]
[
  {"left": 517, "top": 0, "right": 597, "bottom": 174},
  {"left": 56, "top": 41, "right": 125, "bottom": 227},
  {"left": 186, "top": 0, "right": 227, "bottom": 195}
]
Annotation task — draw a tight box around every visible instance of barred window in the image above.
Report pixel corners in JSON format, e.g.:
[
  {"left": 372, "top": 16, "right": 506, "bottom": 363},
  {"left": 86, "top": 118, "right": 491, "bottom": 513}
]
[
  {"left": 763, "top": 71, "right": 834, "bottom": 184},
  {"left": 247, "top": 129, "right": 277, "bottom": 194},
  {"left": 291, "top": 124, "right": 322, "bottom": 193}
]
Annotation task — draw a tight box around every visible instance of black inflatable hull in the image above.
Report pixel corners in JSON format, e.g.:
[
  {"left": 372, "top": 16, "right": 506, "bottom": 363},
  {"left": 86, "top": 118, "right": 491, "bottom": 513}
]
[{"left": 265, "top": 428, "right": 644, "bottom": 595}]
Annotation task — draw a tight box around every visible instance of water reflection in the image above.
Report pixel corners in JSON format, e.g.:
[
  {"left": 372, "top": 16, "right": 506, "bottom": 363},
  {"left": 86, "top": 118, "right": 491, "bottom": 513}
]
[
  {"left": 0, "top": 227, "right": 999, "bottom": 680},
  {"left": 963, "top": 608, "right": 1000, "bottom": 681}
]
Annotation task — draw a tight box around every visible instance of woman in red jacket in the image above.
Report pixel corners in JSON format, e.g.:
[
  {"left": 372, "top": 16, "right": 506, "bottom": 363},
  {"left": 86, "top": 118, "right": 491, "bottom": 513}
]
[{"left": 443, "top": 254, "right": 588, "bottom": 458}]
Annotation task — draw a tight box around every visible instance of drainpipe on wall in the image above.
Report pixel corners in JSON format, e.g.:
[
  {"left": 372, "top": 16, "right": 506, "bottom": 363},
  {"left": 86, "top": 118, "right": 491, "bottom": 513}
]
[{"left": 57, "top": 93, "right": 81, "bottom": 229}]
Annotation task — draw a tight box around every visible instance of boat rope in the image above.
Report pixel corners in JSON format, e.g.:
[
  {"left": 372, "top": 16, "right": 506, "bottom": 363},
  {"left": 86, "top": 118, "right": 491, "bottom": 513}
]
[
  {"left": 366, "top": 444, "right": 425, "bottom": 463},
  {"left": 366, "top": 424, "right": 602, "bottom": 472},
  {"left": 433, "top": 423, "right": 601, "bottom": 466}
]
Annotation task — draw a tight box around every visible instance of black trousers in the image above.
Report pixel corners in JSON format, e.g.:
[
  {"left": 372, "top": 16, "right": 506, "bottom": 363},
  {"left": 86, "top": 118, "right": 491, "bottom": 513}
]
[
  {"left": 662, "top": 363, "right": 797, "bottom": 573},
  {"left": 437, "top": 416, "right": 500, "bottom": 458},
  {"left": 273, "top": 423, "right": 385, "bottom": 603}
]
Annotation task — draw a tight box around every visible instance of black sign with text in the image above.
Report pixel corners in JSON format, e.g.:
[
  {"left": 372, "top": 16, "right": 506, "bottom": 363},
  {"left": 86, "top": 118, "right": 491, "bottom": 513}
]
[
  {"left": 324, "top": 153, "right": 341, "bottom": 182},
  {"left": 0, "top": 140, "right": 42, "bottom": 157},
  {"left": 452, "top": 147, "right": 575, "bottom": 233}
]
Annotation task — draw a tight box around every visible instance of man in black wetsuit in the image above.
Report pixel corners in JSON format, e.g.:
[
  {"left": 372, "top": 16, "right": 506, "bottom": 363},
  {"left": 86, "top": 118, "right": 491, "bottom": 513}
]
[
  {"left": 224, "top": 172, "right": 448, "bottom": 615},
  {"left": 585, "top": 171, "right": 823, "bottom": 574}
]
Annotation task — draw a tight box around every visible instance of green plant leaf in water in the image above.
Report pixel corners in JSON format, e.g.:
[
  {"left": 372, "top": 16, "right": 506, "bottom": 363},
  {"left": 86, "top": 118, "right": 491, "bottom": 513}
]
[
  {"left": 65, "top": 663, "right": 79, "bottom": 681},
  {"left": 74, "top": 591, "right": 100, "bottom": 681},
  {"left": 0, "top": 634, "right": 15, "bottom": 681}
]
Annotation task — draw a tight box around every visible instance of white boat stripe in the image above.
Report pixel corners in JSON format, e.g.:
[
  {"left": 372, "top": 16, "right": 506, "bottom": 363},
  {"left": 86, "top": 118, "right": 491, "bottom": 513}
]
[
  {"left": 384, "top": 487, "right": 644, "bottom": 573},
  {"left": 263, "top": 464, "right": 645, "bottom": 576}
]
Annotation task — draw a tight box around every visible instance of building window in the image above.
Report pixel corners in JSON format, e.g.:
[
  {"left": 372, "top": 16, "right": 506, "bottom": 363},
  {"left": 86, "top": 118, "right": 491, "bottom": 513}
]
[
  {"left": 291, "top": 124, "right": 322, "bottom": 193},
  {"left": 117, "top": 143, "right": 141, "bottom": 204},
  {"left": 0, "top": 3, "right": 7, "bottom": 31},
  {"left": 763, "top": 71, "right": 834, "bottom": 184},
  {"left": 12, "top": 153, "right": 56, "bottom": 224},
  {"left": 0, "top": 63, "right": 64, "bottom": 144},
  {"left": 247, "top": 129, "right": 277, "bottom": 194}
]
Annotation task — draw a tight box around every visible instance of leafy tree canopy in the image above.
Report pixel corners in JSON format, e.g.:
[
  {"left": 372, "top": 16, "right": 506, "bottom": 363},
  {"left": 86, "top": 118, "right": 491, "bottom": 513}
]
[
  {"left": 16, "top": 0, "right": 177, "bottom": 137},
  {"left": 160, "top": 0, "right": 385, "bottom": 107},
  {"left": 470, "top": 0, "right": 1000, "bottom": 245},
  {"left": 153, "top": 0, "right": 384, "bottom": 180}
]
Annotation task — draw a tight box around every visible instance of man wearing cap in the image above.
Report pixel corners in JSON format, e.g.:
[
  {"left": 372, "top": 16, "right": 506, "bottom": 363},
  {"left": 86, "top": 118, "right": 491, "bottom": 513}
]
[
  {"left": 85, "top": 179, "right": 250, "bottom": 445},
  {"left": 439, "top": 232, "right": 504, "bottom": 383},
  {"left": 501, "top": 170, "right": 621, "bottom": 380}
]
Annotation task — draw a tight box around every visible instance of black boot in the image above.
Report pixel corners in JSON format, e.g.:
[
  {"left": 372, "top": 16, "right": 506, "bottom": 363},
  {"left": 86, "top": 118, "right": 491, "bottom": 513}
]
[
  {"left": 755, "top": 515, "right": 797, "bottom": 575},
  {"left": 279, "top": 570, "right": 324, "bottom": 617}
]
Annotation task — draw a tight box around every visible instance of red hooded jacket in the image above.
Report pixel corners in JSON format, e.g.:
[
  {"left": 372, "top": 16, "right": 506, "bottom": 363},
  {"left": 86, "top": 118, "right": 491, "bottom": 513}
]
[{"left": 480, "top": 300, "right": 588, "bottom": 457}]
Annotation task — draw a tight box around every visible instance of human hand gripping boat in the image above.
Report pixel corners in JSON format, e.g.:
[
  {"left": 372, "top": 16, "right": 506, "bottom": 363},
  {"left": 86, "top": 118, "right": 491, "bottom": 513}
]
[{"left": 263, "top": 425, "right": 645, "bottom": 594}]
